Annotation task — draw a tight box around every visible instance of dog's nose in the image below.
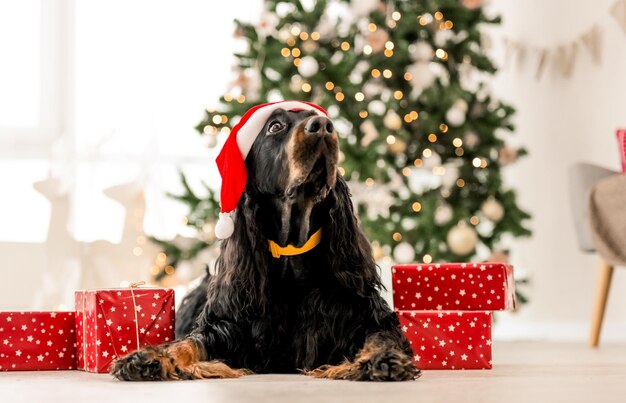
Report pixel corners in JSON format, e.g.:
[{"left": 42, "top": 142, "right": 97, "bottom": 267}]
[{"left": 304, "top": 116, "right": 334, "bottom": 136}]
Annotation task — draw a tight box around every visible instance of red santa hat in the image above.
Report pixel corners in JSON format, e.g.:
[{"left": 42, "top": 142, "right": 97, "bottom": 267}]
[{"left": 214, "top": 101, "right": 328, "bottom": 239}]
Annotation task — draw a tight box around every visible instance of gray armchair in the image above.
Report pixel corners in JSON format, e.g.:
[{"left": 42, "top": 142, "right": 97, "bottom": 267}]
[{"left": 568, "top": 162, "right": 622, "bottom": 347}]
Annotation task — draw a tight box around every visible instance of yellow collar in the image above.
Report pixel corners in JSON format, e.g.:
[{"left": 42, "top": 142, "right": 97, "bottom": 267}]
[{"left": 268, "top": 228, "right": 323, "bottom": 258}]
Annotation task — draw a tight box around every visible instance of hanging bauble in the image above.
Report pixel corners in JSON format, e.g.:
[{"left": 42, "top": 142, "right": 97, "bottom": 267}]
[
  {"left": 289, "top": 75, "right": 303, "bottom": 92},
  {"left": 481, "top": 196, "right": 505, "bottom": 222},
  {"left": 257, "top": 12, "right": 279, "bottom": 39},
  {"left": 420, "top": 151, "right": 442, "bottom": 169},
  {"left": 275, "top": 2, "right": 296, "bottom": 17},
  {"left": 383, "top": 111, "right": 402, "bottom": 131},
  {"left": 351, "top": 0, "right": 382, "bottom": 17},
  {"left": 434, "top": 203, "right": 453, "bottom": 225},
  {"left": 464, "top": 131, "right": 480, "bottom": 149},
  {"left": 434, "top": 29, "right": 454, "bottom": 47},
  {"left": 360, "top": 120, "right": 379, "bottom": 147},
  {"left": 498, "top": 146, "right": 518, "bottom": 166},
  {"left": 366, "top": 29, "right": 390, "bottom": 53},
  {"left": 407, "top": 62, "right": 435, "bottom": 89},
  {"left": 445, "top": 107, "right": 466, "bottom": 127},
  {"left": 368, "top": 100, "right": 387, "bottom": 115},
  {"left": 302, "top": 39, "right": 319, "bottom": 53},
  {"left": 446, "top": 222, "right": 478, "bottom": 255},
  {"left": 388, "top": 138, "right": 407, "bottom": 154},
  {"left": 445, "top": 100, "right": 468, "bottom": 127},
  {"left": 409, "top": 41, "right": 433, "bottom": 62},
  {"left": 297, "top": 56, "right": 319, "bottom": 78},
  {"left": 363, "top": 81, "right": 384, "bottom": 97},
  {"left": 393, "top": 242, "right": 416, "bottom": 263},
  {"left": 461, "top": 0, "right": 483, "bottom": 9}
]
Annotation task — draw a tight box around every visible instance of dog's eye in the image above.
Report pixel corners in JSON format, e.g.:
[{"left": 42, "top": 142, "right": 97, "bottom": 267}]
[{"left": 268, "top": 121, "right": 284, "bottom": 134}]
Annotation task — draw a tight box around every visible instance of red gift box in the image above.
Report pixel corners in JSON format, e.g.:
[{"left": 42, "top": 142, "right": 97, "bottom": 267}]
[
  {"left": 0, "top": 311, "right": 77, "bottom": 371},
  {"left": 617, "top": 129, "right": 626, "bottom": 173},
  {"left": 75, "top": 287, "right": 175, "bottom": 373},
  {"left": 392, "top": 263, "right": 515, "bottom": 311},
  {"left": 397, "top": 310, "right": 492, "bottom": 370}
]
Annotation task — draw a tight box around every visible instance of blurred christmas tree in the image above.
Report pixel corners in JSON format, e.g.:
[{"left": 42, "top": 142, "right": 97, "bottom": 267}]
[{"left": 153, "top": 0, "right": 531, "bottom": 297}]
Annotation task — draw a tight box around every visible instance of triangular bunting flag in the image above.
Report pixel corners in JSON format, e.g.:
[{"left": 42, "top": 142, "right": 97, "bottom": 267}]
[
  {"left": 612, "top": 0, "right": 626, "bottom": 34},
  {"left": 580, "top": 25, "right": 603, "bottom": 65}
]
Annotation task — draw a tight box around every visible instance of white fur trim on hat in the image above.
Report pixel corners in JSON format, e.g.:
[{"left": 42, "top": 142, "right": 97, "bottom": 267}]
[{"left": 235, "top": 101, "right": 326, "bottom": 160}]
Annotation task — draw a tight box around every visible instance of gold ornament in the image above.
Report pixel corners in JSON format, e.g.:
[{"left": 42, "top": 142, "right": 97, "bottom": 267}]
[
  {"left": 481, "top": 196, "right": 505, "bottom": 222},
  {"left": 388, "top": 138, "right": 407, "bottom": 154},
  {"left": 446, "top": 221, "right": 478, "bottom": 255},
  {"left": 383, "top": 111, "right": 402, "bottom": 131}
]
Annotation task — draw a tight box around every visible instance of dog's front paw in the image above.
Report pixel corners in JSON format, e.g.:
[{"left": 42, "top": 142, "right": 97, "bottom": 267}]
[
  {"left": 111, "top": 348, "right": 186, "bottom": 381},
  {"left": 356, "top": 350, "right": 421, "bottom": 381}
]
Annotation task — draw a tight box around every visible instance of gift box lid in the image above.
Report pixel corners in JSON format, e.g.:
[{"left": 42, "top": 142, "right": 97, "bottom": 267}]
[{"left": 392, "top": 262, "right": 515, "bottom": 311}]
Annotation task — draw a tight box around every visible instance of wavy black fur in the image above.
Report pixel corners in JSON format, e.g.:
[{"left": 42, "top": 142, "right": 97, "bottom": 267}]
[{"left": 117, "top": 108, "right": 419, "bottom": 381}]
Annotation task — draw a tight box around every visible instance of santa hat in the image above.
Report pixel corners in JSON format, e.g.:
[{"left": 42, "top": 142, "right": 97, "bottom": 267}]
[{"left": 214, "top": 101, "right": 328, "bottom": 239}]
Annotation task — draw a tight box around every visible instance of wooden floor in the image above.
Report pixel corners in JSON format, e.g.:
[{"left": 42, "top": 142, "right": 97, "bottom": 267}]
[{"left": 1, "top": 342, "right": 625, "bottom": 403}]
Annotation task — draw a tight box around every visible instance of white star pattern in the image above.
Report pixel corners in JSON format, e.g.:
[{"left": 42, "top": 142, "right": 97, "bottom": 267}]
[
  {"left": 71, "top": 289, "right": 174, "bottom": 372},
  {"left": 396, "top": 309, "right": 493, "bottom": 370},
  {"left": 37, "top": 354, "right": 44, "bottom": 361},
  {"left": 392, "top": 263, "right": 513, "bottom": 311}
]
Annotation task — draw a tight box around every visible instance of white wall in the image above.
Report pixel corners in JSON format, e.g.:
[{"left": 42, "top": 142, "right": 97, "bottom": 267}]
[{"left": 488, "top": 0, "right": 626, "bottom": 341}]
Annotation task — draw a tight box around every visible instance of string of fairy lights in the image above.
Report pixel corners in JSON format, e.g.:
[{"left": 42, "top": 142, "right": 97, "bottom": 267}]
[{"left": 155, "top": 1, "right": 523, "bottom": 276}]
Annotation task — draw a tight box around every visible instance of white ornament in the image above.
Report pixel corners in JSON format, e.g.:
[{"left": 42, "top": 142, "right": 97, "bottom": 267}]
[
  {"left": 421, "top": 152, "right": 442, "bottom": 169},
  {"left": 215, "top": 213, "right": 235, "bottom": 239},
  {"left": 393, "top": 242, "right": 416, "bottom": 264},
  {"left": 383, "top": 111, "right": 402, "bottom": 131},
  {"left": 445, "top": 106, "right": 466, "bottom": 127},
  {"left": 407, "top": 62, "right": 435, "bottom": 89},
  {"left": 434, "top": 29, "right": 454, "bottom": 47},
  {"left": 351, "top": 0, "right": 381, "bottom": 17},
  {"left": 297, "top": 56, "right": 319, "bottom": 78},
  {"left": 446, "top": 222, "right": 478, "bottom": 255},
  {"left": 368, "top": 100, "right": 387, "bottom": 115},
  {"left": 410, "top": 41, "right": 433, "bottom": 61},
  {"left": 481, "top": 196, "right": 505, "bottom": 222},
  {"left": 434, "top": 204, "right": 453, "bottom": 225}
]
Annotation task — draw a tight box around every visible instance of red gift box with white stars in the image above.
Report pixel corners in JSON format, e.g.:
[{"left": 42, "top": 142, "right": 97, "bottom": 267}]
[
  {"left": 0, "top": 311, "right": 77, "bottom": 371},
  {"left": 75, "top": 287, "right": 175, "bottom": 373},
  {"left": 392, "top": 263, "right": 515, "bottom": 311},
  {"left": 396, "top": 310, "right": 492, "bottom": 370}
]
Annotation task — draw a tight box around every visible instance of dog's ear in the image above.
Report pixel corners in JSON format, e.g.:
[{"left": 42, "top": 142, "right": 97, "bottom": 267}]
[
  {"left": 325, "top": 175, "right": 383, "bottom": 295},
  {"left": 209, "top": 194, "right": 269, "bottom": 318}
]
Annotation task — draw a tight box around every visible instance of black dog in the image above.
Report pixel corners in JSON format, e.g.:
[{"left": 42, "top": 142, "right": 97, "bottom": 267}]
[{"left": 111, "top": 107, "right": 419, "bottom": 381}]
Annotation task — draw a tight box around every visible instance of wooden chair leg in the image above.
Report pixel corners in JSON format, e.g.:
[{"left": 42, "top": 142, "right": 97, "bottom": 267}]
[{"left": 589, "top": 258, "right": 614, "bottom": 347}]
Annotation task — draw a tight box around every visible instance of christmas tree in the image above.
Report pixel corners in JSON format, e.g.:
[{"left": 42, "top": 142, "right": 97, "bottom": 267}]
[{"left": 152, "top": 0, "right": 531, "bottom": 293}]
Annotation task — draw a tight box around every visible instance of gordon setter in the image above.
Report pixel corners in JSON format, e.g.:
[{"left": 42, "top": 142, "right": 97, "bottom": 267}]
[{"left": 111, "top": 102, "right": 420, "bottom": 381}]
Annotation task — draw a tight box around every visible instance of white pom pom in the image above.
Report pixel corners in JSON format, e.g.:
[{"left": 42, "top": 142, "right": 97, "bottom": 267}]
[{"left": 215, "top": 213, "right": 235, "bottom": 239}]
